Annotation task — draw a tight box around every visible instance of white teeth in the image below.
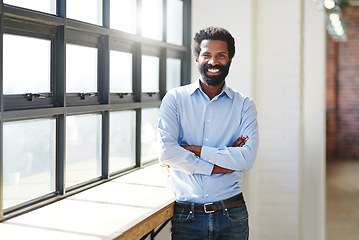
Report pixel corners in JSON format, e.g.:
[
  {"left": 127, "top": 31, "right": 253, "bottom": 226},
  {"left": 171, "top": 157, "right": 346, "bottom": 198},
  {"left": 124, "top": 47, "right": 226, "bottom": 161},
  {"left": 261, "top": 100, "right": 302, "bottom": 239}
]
[{"left": 208, "top": 68, "right": 219, "bottom": 73}]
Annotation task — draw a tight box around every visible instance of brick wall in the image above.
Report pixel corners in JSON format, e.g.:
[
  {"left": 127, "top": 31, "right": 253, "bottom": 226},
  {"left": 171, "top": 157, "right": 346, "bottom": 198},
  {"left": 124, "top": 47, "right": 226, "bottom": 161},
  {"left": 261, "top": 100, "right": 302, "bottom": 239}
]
[{"left": 326, "top": 6, "right": 359, "bottom": 160}]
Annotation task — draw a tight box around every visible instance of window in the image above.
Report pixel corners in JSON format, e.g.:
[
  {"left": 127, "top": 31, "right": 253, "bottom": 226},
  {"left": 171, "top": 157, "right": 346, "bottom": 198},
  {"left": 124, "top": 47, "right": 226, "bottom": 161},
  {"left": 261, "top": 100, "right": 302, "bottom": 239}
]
[
  {"left": 110, "top": 0, "right": 136, "bottom": 34},
  {"left": 0, "top": 0, "right": 191, "bottom": 221},
  {"left": 141, "top": 108, "right": 160, "bottom": 164},
  {"left": 142, "top": 0, "right": 162, "bottom": 40},
  {"left": 3, "top": 0, "right": 56, "bottom": 14},
  {"left": 3, "top": 34, "right": 51, "bottom": 95},
  {"left": 66, "top": 44, "right": 98, "bottom": 93},
  {"left": 67, "top": 0, "right": 102, "bottom": 25},
  {"left": 109, "top": 111, "right": 136, "bottom": 173},
  {"left": 110, "top": 50, "right": 133, "bottom": 93},
  {"left": 3, "top": 119, "right": 56, "bottom": 210},
  {"left": 142, "top": 55, "right": 160, "bottom": 93},
  {"left": 167, "top": 58, "right": 182, "bottom": 90},
  {"left": 167, "top": 0, "right": 184, "bottom": 45},
  {"left": 66, "top": 114, "right": 102, "bottom": 188}
]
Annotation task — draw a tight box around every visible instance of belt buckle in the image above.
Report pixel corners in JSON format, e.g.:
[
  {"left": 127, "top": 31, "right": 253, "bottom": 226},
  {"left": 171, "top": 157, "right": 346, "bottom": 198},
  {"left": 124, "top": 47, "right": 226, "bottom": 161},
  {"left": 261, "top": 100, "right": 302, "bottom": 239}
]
[{"left": 204, "top": 203, "right": 215, "bottom": 213}]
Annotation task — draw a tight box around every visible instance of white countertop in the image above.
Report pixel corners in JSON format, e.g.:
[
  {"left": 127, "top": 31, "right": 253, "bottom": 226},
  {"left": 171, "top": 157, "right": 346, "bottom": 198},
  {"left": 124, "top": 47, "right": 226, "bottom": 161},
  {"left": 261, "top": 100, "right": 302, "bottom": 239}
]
[{"left": 0, "top": 164, "right": 175, "bottom": 240}]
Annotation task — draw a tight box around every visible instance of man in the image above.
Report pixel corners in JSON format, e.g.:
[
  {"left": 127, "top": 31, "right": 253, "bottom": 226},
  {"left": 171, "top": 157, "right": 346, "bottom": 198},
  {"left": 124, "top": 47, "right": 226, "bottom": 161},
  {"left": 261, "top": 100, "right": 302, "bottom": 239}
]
[{"left": 157, "top": 26, "right": 259, "bottom": 240}]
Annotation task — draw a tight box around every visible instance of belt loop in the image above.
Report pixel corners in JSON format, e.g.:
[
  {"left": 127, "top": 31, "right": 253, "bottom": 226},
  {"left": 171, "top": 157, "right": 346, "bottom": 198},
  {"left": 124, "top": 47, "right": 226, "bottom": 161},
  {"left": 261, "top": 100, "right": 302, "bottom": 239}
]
[
  {"left": 191, "top": 203, "right": 195, "bottom": 217},
  {"left": 220, "top": 200, "right": 227, "bottom": 215}
]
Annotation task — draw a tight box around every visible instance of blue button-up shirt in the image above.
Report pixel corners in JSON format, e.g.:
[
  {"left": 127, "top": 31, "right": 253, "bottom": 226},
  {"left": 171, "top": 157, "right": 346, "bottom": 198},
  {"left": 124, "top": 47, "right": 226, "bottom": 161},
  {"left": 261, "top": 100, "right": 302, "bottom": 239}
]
[{"left": 157, "top": 80, "right": 259, "bottom": 203}]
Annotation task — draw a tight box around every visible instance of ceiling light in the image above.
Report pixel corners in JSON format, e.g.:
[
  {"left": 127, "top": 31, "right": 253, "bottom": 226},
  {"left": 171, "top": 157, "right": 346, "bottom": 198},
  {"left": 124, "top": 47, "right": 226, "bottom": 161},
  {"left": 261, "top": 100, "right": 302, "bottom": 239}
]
[
  {"left": 324, "top": 0, "right": 336, "bottom": 9},
  {"left": 329, "top": 13, "right": 344, "bottom": 36}
]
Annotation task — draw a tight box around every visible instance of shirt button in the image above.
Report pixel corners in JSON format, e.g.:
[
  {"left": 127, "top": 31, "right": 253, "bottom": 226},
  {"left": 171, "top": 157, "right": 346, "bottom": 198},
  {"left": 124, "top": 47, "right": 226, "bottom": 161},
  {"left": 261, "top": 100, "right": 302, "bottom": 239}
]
[
  {"left": 207, "top": 119, "right": 210, "bottom": 122},
  {"left": 206, "top": 194, "right": 209, "bottom": 197},
  {"left": 205, "top": 138, "right": 208, "bottom": 142},
  {"left": 204, "top": 157, "right": 207, "bottom": 160}
]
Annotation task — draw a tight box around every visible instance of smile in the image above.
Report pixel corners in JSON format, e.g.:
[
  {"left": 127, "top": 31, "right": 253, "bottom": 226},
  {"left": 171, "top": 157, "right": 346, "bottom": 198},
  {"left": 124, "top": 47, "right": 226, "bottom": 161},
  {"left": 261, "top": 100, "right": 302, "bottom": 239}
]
[{"left": 207, "top": 68, "right": 220, "bottom": 73}]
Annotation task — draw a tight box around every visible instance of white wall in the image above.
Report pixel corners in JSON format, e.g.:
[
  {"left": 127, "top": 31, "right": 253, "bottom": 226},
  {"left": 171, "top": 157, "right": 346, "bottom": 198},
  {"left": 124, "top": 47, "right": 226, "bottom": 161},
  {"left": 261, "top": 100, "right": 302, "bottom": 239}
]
[
  {"left": 301, "top": 0, "right": 326, "bottom": 239},
  {"left": 253, "top": 0, "right": 302, "bottom": 238},
  {"left": 192, "top": 1, "right": 326, "bottom": 240}
]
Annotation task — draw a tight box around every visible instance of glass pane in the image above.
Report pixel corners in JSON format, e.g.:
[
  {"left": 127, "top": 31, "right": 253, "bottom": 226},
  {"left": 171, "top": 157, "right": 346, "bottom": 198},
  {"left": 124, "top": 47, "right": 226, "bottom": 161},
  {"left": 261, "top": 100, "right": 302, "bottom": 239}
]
[
  {"left": 3, "top": 119, "right": 56, "bottom": 209},
  {"left": 109, "top": 111, "right": 136, "bottom": 173},
  {"left": 167, "top": 0, "right": 183, "bottom": 45},
  {"left": 166, "top": 58, "right": 181, "bottom": 90},
  {"left": 142, "top": 55, "right": 159, "bottom": 93},
  {"left": 3, "top": 34, "right": 51, "bottom": 95},
  {"left": 4, "top": 0, "right": 56, "bottom": 14},
  {"left": 66, "top": 114, "right": 102, "bottom": 188},
  {"left": 142, "top": 0, "right": 162, "bottom": 40},
  {"left": 67, "top": 0, "right": 102, "bottom": 25},
  {"left": 110, "top": 0, "right": 136, "bottom": 34},
  {"left": 66, "top": 44, "right": 98, "bottom": 93},
  {"left": 110, "top": 51, "right": 133, "bottom": 93},
  {"left": 141, "top": 108, "right": 159, "bottom": 164}
]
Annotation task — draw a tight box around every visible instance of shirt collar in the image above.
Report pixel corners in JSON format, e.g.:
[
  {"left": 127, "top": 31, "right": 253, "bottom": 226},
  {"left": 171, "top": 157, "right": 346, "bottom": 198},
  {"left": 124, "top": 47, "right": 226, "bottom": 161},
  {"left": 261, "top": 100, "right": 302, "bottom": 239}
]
[{"left": 190, "top": 79, "right": 234, "bottom": 100}]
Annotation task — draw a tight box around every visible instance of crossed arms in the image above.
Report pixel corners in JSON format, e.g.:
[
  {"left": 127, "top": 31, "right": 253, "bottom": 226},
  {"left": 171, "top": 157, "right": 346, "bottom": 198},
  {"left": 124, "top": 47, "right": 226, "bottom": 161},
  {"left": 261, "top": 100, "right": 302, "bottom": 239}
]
[
  {"left": 181, "top": 135, "right": 248, "bottom": 174},
  {"left": 157, "top": 91, "right": 259, "bottom": 176}
]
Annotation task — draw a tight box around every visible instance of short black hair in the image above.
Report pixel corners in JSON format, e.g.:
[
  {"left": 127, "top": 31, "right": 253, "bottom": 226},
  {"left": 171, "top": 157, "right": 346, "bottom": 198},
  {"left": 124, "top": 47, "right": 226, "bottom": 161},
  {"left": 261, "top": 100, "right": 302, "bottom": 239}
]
[{"left": 193, "top": 26, "right": 235, "bottom": 59}]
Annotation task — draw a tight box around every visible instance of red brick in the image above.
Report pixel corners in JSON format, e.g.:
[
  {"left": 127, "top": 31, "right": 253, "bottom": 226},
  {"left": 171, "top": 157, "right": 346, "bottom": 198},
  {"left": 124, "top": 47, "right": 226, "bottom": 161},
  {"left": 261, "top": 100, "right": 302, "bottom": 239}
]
[{"left": 326, "top": 6, "right": 359, "bottom": 159}]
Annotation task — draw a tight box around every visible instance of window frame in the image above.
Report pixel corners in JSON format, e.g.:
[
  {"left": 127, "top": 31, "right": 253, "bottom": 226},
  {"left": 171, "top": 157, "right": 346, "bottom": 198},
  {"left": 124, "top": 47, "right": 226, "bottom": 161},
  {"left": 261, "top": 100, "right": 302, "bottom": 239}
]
[{"left": 0, "top": 0, "right": 191, "bottom": 221}]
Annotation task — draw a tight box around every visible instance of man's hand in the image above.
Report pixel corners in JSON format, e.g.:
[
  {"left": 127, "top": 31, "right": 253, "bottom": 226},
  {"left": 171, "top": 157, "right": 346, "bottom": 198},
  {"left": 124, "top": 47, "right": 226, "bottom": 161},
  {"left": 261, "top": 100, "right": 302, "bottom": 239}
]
[
  {"left": 212, "top": 165, "right": 233, "bottom": 174},
  {"left": 233, "top": 135, "right": 248, "bottom": 147},
  {"left": 181, "top": 145, "right": 202, "bottom": 157}
]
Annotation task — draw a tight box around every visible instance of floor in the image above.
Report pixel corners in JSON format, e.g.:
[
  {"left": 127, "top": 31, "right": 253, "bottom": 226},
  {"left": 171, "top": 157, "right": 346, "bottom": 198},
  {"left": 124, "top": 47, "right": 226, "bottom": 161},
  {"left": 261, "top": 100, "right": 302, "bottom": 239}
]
[{"left": 326, "top": 160, "right": 359, "bottom": 240}]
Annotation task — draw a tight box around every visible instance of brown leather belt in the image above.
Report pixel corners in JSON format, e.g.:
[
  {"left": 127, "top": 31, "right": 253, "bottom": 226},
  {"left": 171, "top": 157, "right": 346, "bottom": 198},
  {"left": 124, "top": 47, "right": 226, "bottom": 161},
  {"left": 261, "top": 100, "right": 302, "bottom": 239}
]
[{"left": 175, "top": 193, "right": 245, "bottom": 213}]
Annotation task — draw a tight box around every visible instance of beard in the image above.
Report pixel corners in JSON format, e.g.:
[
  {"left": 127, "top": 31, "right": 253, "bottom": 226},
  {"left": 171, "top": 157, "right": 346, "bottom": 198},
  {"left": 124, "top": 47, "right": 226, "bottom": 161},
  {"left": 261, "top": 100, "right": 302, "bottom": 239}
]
[{"left": 198, "top": 63, "right": 231, "bottom": 86}]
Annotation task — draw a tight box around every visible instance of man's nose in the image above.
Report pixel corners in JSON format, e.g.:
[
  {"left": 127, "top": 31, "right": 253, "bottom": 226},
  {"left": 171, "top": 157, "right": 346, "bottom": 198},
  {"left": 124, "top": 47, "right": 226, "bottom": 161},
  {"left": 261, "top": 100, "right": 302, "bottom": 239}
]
[{"left": 208, "top": 56, "right": 219, "bottom": 65}]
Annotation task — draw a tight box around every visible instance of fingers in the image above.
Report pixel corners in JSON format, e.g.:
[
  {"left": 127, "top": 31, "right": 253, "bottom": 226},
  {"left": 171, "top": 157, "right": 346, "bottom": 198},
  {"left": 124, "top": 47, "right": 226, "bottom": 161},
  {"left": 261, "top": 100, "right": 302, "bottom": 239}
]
[{"left": 233, "top": 135, "right": 248, "bottom": 147}]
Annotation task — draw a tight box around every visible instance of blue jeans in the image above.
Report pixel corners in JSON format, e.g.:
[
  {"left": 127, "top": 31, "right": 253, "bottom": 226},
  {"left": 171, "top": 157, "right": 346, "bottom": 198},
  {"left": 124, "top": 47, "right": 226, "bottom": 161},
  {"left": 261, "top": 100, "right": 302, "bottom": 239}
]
[{"left": 172, "top": 204, "right": 249, "bottom": 240}]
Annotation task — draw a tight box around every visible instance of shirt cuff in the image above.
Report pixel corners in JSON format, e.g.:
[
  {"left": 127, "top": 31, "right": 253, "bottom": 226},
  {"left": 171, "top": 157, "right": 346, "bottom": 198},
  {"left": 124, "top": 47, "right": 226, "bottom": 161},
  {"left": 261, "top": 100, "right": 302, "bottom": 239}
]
[
  {"left": 194, "top": 158, "right": 214, "bottom": 175},
  {"left": 200, "top": 145, "right": 217, "bottom": 164}
]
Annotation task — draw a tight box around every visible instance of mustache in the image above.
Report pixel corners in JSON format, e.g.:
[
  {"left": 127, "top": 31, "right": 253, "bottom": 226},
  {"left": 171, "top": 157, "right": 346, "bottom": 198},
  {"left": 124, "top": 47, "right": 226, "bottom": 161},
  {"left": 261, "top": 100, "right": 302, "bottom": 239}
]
[{"left": 204, "top": 64, "right": 224, "bottom": 71}]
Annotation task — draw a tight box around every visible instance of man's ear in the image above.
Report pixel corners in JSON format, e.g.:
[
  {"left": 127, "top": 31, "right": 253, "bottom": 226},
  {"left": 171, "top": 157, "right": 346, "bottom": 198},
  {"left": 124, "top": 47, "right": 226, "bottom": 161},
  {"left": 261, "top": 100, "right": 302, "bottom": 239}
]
[{"left": 195, "top": 57, "right": 198, "bottom": 63}]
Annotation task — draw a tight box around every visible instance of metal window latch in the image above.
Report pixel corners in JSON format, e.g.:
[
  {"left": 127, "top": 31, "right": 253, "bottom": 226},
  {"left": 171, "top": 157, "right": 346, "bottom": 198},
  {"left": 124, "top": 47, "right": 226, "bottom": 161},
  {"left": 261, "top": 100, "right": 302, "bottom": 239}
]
[
  {"left": 79, "top": 92, "right": 97, "bottom": 100},
  {"left": 26, "top": 93, "right": 46, "bottom": 101},
  {"left": 118, "top": 93, "right": 129, "bottom": 98}
]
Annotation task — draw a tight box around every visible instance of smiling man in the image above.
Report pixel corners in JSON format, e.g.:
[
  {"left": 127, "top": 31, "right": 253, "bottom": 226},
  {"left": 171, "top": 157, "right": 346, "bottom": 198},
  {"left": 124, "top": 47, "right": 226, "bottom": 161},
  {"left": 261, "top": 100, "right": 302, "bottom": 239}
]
[{"left": 157, "top": 27, "right": 259, "bottom": 240}]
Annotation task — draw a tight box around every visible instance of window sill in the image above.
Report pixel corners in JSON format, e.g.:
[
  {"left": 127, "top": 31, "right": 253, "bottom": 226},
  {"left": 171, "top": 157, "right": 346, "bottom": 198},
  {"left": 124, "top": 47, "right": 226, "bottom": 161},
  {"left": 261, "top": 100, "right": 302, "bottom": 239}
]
[{"left": 0, "top": 164, "right": 175, "bottom": 240}]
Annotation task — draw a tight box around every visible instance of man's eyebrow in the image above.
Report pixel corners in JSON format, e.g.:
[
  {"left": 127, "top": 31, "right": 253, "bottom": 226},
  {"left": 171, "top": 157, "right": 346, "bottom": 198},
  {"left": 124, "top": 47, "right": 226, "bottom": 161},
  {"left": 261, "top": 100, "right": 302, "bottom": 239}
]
[{"left": 201, "top": 51, "right": 228, "bottom": 55}]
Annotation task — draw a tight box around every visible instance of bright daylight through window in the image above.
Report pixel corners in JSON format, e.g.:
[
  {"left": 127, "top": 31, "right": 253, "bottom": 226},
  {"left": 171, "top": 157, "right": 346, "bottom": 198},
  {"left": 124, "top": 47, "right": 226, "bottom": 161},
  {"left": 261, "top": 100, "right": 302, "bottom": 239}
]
[{"left": 0, "top": 0, "right": 190, "bottom": 221}]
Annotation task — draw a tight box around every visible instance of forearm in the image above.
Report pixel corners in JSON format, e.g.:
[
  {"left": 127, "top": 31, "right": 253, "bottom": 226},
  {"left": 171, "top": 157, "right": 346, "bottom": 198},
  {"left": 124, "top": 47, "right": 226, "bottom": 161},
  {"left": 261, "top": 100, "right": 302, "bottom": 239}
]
[
  {"left": 181, "top": 145, "right": 202, "bottom": 157},
  {"left": 200, "top": 137, "right": 258, "bottom": 171},
  {"left": 158, "top": 130, "right": 213, "bottom": 175},
  {"left": 182, "top": 144, "right": 245, "bottom": 174}
]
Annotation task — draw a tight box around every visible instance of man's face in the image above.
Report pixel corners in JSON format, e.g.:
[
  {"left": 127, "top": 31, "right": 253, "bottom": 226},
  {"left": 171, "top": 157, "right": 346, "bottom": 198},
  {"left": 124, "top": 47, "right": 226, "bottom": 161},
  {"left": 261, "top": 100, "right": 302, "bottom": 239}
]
[{"left": 196, "top": 39, "right": 232, "bottom": 86}]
